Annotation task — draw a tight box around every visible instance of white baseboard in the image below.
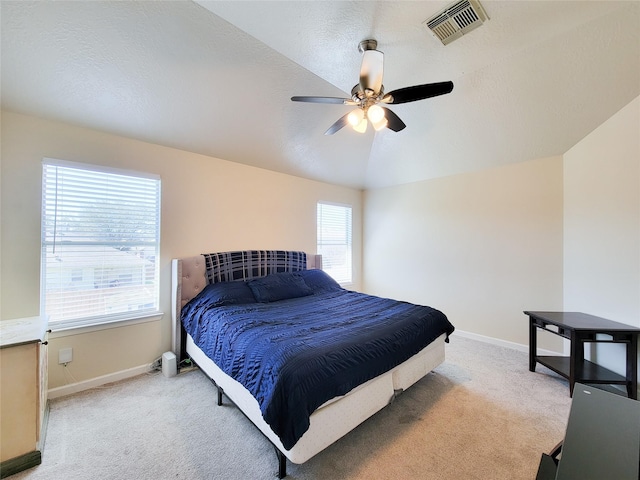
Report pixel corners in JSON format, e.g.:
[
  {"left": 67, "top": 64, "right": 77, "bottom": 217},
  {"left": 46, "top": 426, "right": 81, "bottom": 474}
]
[
  {"left": 452, "top": 329, "right": 559, "bottom": 356},
  {"left": 47, "top": 332, "right": 556, "bottom": 399},
  {"left": 48, "top": 364, "right": 151, "bottom": 399}
]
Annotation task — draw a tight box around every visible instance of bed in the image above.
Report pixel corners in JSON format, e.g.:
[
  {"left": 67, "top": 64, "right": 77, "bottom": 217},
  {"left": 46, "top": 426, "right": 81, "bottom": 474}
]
[{"left": 171, "top": 250, "right": 454, "bottom": 478}]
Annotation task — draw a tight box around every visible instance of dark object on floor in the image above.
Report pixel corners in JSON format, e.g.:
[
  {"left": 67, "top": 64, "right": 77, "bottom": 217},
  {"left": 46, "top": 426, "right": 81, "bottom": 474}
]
[{"left": 536, "top": 383, "right": 640, "bottom": 480}]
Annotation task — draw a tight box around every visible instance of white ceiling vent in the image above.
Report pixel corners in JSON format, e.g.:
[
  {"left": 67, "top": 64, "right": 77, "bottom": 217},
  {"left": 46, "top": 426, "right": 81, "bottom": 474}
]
[{"left": 424, "top": 0, "right": 488, "bottom": 46}]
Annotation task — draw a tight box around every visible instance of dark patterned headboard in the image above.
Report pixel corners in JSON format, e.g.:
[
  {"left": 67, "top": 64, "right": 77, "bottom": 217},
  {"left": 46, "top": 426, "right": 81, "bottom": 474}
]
[
  {"left": 171, "top": 250, "right": 318, "bottom": 361},
  {"left": 203, "top": 250, "right": 307, "bottom": 284}
]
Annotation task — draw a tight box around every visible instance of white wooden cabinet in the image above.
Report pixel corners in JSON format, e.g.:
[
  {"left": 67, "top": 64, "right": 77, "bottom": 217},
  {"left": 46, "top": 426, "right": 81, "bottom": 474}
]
[{"left": 0, "top": 316, "right": 49, "bottom": 477}]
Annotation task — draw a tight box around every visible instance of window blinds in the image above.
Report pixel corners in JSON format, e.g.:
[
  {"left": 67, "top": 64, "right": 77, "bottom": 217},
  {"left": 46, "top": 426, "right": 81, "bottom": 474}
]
[
  {"left": 317, "top": 202, "right": 352, "bottom": 284},
  {"left": 41, "top": 159, "right": 161, "bottom": 328}
]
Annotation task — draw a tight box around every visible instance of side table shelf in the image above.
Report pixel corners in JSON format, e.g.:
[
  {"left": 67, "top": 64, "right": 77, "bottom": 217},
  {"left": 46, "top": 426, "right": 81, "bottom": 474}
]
[
  {"left": 525, "top": 311, "right": 639, "bottom": 399},
  {"left": 535, "top": 356, "right": 628, "bottom": 388}
]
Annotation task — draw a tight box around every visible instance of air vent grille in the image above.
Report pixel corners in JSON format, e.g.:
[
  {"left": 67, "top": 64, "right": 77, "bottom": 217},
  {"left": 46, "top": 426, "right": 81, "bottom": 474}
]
[{"left": 424, "top": 0, "right": 488, "bottom": 45}]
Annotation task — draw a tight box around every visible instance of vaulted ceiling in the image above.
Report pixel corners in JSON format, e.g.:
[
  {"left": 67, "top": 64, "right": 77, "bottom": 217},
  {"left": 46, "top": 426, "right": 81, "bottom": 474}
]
[{"left": 2, "top": 1, "right": 638, "bottom": 189}]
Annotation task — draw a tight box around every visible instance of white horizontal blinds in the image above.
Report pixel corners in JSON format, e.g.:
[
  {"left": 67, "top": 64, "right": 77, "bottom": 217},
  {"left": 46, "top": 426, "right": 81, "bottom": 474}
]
[
  {"left": 317, "top": 202, "right": 352, "bottom": 284},
  {"left": 41, "top": 160, "right": 161, "bottom": 327}
]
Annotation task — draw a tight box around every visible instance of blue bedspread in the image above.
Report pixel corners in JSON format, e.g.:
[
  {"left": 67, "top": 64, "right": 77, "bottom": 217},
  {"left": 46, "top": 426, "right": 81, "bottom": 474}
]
[{"left": 182, "top": 286, "right": 454, "bottom": 450}]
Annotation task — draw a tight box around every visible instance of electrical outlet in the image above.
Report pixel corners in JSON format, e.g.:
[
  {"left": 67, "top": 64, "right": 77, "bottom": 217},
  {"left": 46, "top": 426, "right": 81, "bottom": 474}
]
[{"left": 59, "top": 347, "right": 73, "bottom": 364}]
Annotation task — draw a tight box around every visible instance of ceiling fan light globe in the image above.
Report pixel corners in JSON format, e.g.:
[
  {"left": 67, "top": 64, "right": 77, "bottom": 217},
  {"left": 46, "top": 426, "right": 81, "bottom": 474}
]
[
  {"left": 373, "top": 118, "right": 388, "bottom": 131},
  {"left": 347, "top": 108, "right": 364, "bottom": 126},
  {"left": 353, "top": 118, "right": 368, "bottom": 133},
  {"left": 367, "top": 104, "right": 385, "bottom": 124}
]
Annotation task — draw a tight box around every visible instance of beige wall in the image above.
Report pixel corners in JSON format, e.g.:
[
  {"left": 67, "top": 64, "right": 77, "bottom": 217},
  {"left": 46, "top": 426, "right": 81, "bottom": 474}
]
[
  {"left": 563, "top": 96, "right": 639, "bottom": 378},
  {"left": 362, "top": 96, "right": 639, "bottom": 358},
  {"left": 3, "top": 96, "right": 637, "bottom": 392},
  {"left": 0, "top": 111, "right": 362, "bottom": 389},
  {"left": 363, "top": 156, "right": 564, "bottom": 349}
]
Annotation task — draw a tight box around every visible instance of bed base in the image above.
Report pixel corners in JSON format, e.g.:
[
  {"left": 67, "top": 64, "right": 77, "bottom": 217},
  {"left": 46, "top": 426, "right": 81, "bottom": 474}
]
[
  {"left": 186, "top": 330, "right": 445, "bottom": 478},
  {"left": 195, "top": 355, "right": 289, "bottom": 478},
  {"left": 198, "top": 356, "right": 414, "bottom": 479},
  {"left": 275, "top": 448, "right": 286, "bottom": 479},
  {"left": 223, "top": 389, "right": 288, "bottom": 479}
]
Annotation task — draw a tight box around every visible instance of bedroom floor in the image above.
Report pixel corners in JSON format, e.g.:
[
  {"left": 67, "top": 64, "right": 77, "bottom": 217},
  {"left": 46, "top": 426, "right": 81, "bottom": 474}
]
[{"left": 11, "top": 335, "right": 571, "bottom": 480}]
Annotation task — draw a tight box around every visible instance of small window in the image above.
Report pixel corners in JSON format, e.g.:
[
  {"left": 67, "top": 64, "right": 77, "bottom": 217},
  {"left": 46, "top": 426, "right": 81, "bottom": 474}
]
[
  {"left": 41, "top": 159, "right": 161, "bottom": 329},
  {"left": 317, "top": 202, "right": 352, "bottom": 284}
]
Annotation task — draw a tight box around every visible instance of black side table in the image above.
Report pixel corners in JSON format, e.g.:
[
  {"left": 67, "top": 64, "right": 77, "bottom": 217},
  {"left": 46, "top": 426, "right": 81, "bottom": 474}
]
[{"left": 525, "top": 311, "right": 639, "bottom": 399}]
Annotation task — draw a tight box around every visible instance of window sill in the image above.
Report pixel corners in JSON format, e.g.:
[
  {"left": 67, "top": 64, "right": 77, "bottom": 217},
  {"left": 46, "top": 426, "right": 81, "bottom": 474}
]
[{"left": 48, "top": 312, "right": 164, "bottom": 339}]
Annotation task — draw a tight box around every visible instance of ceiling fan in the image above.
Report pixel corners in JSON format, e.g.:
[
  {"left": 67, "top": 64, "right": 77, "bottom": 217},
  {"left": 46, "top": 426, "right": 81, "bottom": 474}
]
[{"left": 291, "top": 39, "right": 454, "bottom": 135}]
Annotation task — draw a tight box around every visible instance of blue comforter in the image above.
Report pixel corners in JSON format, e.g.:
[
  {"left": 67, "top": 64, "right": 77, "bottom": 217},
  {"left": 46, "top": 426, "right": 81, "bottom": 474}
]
[{"left": 182, "top": 284, "right": 454, "bottom": 450}]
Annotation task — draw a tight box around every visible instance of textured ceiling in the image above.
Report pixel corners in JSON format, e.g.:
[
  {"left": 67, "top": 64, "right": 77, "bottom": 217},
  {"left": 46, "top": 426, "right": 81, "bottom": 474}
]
[{"left": 2, "top": 1, "right": 639, "bottom": 189}]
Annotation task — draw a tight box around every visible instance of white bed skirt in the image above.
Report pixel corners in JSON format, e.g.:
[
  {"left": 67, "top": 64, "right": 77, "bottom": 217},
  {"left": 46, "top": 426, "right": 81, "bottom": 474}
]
[{"left": 187, "top": 332, "right": 446, "bottom": 464}]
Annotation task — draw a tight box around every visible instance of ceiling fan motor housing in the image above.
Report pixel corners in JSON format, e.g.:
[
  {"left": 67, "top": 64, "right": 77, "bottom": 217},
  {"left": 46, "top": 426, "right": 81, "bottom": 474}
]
[
  {"left": 351, "top": 84, "right": 384, "bottom": 103},
  {"left": 358, "top": 39, "right": 378, "bottom": 53}
]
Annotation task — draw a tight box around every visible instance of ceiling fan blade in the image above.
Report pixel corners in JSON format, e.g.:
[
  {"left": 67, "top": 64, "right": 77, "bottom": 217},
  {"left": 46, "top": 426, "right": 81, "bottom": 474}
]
[
  {"left": 291, "top": 96, "right": 352, "bottom": 105},
  {"left": 381, "top": 107, "right": 406, "bottom": 132},
  {"left": 384, "top": 81, "right": 454, "bottom": 104},
  {"left": 359, "top": 49, "right": 384, "bottom": 95},
  {"left": 324, "top": 112, "right": 351, "bottom": 135}
]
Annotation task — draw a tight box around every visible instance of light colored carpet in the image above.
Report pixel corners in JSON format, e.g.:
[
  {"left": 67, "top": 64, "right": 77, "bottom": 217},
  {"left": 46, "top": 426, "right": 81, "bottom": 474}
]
[{"left": 12, "top": 335, "right": 572, "bottom": 480}]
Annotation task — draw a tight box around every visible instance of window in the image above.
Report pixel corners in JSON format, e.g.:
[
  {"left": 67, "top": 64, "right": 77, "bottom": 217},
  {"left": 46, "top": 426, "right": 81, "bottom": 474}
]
[
  {"left": 41, "top": 159, "right": 161, "bottom": 329},
  {"left": 317, "top": 202, "right": 352, "bottom": 284}
]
